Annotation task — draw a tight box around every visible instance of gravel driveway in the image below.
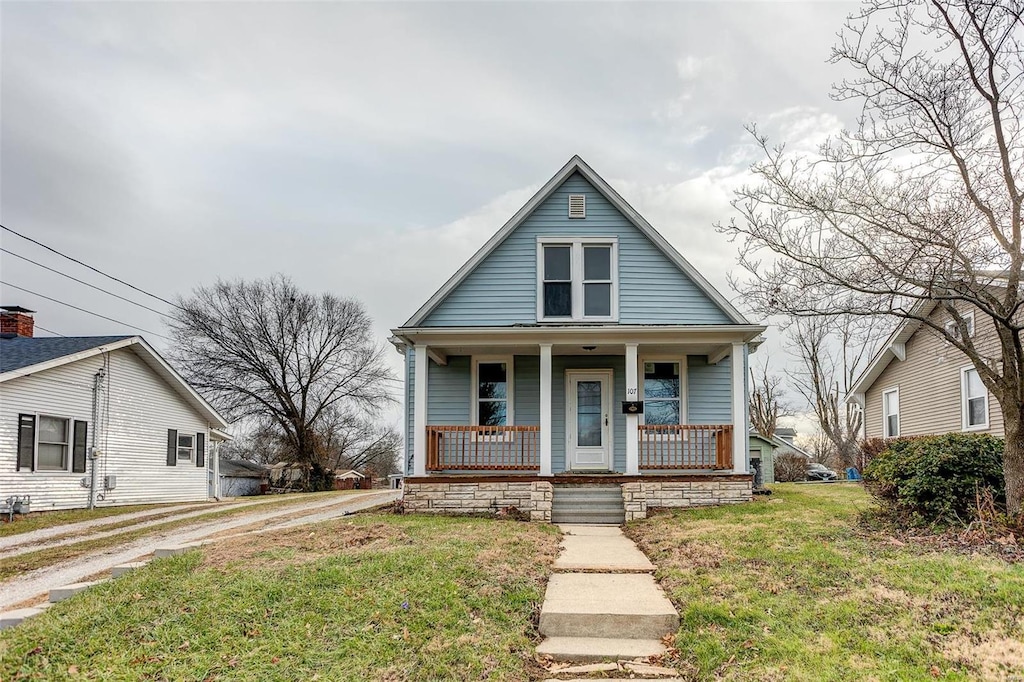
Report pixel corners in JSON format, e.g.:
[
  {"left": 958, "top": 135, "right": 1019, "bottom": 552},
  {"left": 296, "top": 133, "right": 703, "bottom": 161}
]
[{"left": 0, "top": 489, "right": 399, "bottom": 611}]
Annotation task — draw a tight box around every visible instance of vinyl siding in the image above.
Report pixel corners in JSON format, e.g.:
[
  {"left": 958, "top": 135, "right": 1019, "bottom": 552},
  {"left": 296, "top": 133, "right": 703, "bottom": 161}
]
[
  {"left": 749, "top": 435, "right": 775, "bottom": 484},
  {"left": 864, "top": 307, "right": 1005, "bottom": 439},
  {"left": 688, "top": 355, "right": 732, "bottom": 423},
  {"left": 0, "top": 347, "right": 212, "bottom": 511},
  {"left": 421, "top": 173, "right": 733, "bottom": 326}
]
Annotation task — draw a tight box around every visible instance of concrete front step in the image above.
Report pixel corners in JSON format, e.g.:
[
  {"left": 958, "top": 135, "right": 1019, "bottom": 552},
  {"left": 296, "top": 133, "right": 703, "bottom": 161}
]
[
  {"left": 554, "top": 525, "right": 654, "bottom": 572},
  {"left": 536, "top": 636, "right": 666, "bottom": 662},
  {"left": 539, "top": 573, "right": 678, "bottom": 639},
  {"left": 551, "top": 511, "right": 625, "bottom": 524},
  {"left": 552, "top": 485, "right": 625, "bottom": 524}
]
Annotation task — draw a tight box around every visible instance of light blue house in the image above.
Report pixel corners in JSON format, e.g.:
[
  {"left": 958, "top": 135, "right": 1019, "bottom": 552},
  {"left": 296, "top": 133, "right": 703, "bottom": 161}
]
[{"left": 391, "top": 157, "right": 765, "bottom": 522}]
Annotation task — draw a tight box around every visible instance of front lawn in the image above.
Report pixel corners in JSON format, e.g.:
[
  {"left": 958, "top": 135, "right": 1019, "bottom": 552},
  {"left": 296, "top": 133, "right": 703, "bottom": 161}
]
[
  {"left": 627, "top": 484, "right": 1024, "bottom": 681},
  {"left": 0, "top": 513, "right": 560, "bottom": 681}
]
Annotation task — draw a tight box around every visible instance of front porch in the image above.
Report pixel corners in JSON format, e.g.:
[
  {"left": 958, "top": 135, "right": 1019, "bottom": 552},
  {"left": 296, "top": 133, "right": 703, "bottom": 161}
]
[{"left": 395, "top": 325, "right": 762, "bottom": 520}]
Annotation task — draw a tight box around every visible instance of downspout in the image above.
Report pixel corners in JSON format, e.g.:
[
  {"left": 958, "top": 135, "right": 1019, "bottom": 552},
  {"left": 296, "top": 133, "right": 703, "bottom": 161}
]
[{"left": 88, "top": 367, "right": 106, "bottom": 510}]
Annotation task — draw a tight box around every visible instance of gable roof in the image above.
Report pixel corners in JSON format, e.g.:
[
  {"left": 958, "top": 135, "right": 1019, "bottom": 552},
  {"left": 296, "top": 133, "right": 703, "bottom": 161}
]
[
  {"left": 0, "top": 336, "right": 131, "bottom": 374},
  {"left": 749, "top": 428, "right": 814, "bottom": 459},
  {"left": 402, "top": 155, "right": 750, "bottom": 328},
  {"left": 0, "top": 335, "right": 230, "bottom": 429}
]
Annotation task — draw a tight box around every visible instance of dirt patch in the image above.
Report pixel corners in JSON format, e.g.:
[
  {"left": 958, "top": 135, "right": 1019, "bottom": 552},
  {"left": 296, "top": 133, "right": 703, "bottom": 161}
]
[
  {"left": 201, "top": 521, "right": 411, "bottom": 570},
  {"left": 944, "top": 632, "right": 1024, "bottom": 681}
]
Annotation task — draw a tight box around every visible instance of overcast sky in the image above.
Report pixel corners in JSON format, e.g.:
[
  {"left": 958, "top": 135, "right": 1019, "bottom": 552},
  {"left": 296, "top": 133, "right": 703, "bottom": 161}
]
[{"left": 1, "top": 1, "right": 861, "bottom": 434}]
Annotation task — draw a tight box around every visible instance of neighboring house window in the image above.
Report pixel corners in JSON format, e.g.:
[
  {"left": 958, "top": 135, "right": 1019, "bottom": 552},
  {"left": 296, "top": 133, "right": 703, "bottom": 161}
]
[
  {"left": 961, "top": 367, "right": 989, "bottom": 430},
  {"left": 643, "top": 362, "right": 681, "bottom": 425},
  {"left": 944, "top": 311, "right": 975, "bottom": 341},
  {"left": 178, "top": 433, "right": 195, "bottom": 462},
  {"left": 537, "top": 238, "right": 618, "bottom": 322},
  {"left": 473, "top": 358, "right": 514, "bottom": 427},
  {"left": 882, "top": 388, "right": 900, "bottom": 438},
  {"left": 16, "top": 414, "right": 88, "bottom": 473}
]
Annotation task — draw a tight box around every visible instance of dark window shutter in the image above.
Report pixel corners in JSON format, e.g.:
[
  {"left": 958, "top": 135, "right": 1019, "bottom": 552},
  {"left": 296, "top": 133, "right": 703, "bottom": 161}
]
[
  {"left": 167, "top": 429, "right": 178, "bottom": 466},
  {"left": 72, "top": 421, "right": 89, "bottom": 473},
  {"left": 196, "top": 433, "right": 205, "bottom": 467},
  {"left": 17, "top": 414, "right": 35, "bottom": 471}
]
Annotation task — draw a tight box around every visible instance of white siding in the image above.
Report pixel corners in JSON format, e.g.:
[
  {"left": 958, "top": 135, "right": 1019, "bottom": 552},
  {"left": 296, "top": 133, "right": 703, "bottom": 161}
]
[{"left": 1, "top": 347, "right": 213, "bottom": 511}]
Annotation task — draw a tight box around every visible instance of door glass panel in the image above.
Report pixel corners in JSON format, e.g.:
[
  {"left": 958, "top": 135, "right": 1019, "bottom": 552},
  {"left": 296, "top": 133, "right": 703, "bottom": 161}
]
[{"left": 577, "top": 380, "right": 602, "bottom": 447}]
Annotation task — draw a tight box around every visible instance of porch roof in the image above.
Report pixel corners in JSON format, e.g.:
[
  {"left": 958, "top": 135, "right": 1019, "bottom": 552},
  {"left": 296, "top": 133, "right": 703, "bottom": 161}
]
[{"left": 390, "top": 324, "right": 766, "bottom": 360}]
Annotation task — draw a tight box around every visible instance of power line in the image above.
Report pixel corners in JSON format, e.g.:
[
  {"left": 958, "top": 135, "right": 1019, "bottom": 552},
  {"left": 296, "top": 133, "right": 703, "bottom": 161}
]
[
  {"left": 1, "top": 248, "right": 172, "bottom": 319},
  {"left": 0, "top": 223, "right": 184, "bottom": 311},
  {"left": 0, "top": 281, "right": 172, "bottom": 341},
  {"left": 33, "top": 324, "right": 67, "bottom": 337}
]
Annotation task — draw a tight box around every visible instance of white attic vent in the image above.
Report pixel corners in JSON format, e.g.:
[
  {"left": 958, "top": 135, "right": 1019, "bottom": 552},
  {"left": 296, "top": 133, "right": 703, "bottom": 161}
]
[{"left": 568, "top": 194, "right": 586, "bottom": 219}]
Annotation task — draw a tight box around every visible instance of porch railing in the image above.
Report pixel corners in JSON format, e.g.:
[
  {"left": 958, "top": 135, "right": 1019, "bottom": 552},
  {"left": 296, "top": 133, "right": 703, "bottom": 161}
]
[
  {"left": 426, "top": 425, "right": 541, "bottom": 471},
  {"left": 638, "top": 424, "right": 733, "bottom": 470}
]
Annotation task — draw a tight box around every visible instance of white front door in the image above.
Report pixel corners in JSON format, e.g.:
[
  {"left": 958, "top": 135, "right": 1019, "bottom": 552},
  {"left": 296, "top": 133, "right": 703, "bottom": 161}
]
[{"left": 566, "top": 370, "right": 613, "bottom": 471}]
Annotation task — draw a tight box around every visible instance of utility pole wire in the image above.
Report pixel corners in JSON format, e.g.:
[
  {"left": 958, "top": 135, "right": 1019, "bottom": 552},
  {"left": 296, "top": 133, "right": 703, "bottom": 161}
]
[
  {"left": 0, "top": 280, "right": 172, "bottom": 341},
  {"left": 1, "top": 248, "right": 172, "bottom": 319},
  {"left": 0, "top": 223, "right": 184, "bottom": 311}
]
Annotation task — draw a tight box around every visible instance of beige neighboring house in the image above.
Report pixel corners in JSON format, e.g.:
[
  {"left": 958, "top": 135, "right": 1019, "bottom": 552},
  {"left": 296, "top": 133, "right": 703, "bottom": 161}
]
[{"left": 849, "top": 302, "right": 1004, "bottom": 440}]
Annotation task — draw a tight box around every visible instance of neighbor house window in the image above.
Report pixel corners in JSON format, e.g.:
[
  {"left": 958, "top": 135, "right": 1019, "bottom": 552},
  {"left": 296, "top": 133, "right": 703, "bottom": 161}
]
[
  {"left": 177, "top": 433, "right": 195, "bottom": 462},
  {"left": 537, "top": 238, "right": 618, "bottom": 321},
  {"left": 16, "top": 414, "right": 88, "bottom": 473},
  {"left": 944, "top": 311, "right": 975, "bottom": 341},
  {"left": 643, "top": 362, "right": 681, "bottom": 425},
  {"left": 882, "top": 388, "right": 900, "bottom": 438},
  {"left": 473, "top": 358, "right": 514, "bottom": 427},
  {"left": 961, "top": 367, "right": 988, "bottom": 430}
]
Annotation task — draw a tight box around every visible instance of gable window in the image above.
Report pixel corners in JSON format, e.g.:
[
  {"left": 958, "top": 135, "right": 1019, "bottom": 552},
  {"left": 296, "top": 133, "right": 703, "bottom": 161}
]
[
  {"left": 643, "top": 362, "right": 682, "bottom": 425},
  {"left": 961, "top": 367, "right": 988, "bottom": 430},
  {"left": 537, "top": 238, "right": 618, "bottom": 322},
  {"left": 473, "top": 358, "right": 514, "bottom": 428},
  {"left": 16, "top": 414, "right": 88, "bottom": 473},
  {"left": 945, "top": 311, "right": 975, "bottom": 341},
  {"left": 882, "top": 388, "right": 900, "bottom": 438}
]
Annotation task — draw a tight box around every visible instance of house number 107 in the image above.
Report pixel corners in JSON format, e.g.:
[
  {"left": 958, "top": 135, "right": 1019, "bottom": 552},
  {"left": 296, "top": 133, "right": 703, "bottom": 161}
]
[{"left": 626, "top": 388, "right": 638, "bottom": 397}]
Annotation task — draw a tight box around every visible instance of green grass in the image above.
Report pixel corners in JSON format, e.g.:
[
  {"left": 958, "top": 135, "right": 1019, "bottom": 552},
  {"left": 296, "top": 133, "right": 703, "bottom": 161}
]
[
  {"left": 0, "top": 491, "right": 370, "bottom": 582},
  {"left": 626, "top": 484, "right": 1024, "bottom": 681},
  {"left": 0, "top": 513, "right": 560, "bottom": 681}
]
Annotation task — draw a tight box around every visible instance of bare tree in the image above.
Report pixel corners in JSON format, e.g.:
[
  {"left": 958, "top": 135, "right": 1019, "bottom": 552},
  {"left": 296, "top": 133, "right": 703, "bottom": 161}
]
[
  {"left": 721, "top": 0, "right": 1024, "bottom": 514},
  {"left": 787, "top": 315, "right": 885, "bottom": 469},
  {"left": 169, "top": 275, "right": 396, "bottom": 489},
  {"left": 749, "top": 363, "right": 793, "bottom": 438},
  {"left": 796, "top": 431, "right": 841, "bottom": 470}
]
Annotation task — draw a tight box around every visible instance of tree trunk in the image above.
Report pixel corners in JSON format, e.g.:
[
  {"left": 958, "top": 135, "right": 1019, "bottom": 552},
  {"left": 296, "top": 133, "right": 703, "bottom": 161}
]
[{"left": 1003, "top": 399, "right": 1024, "bottom": 518}]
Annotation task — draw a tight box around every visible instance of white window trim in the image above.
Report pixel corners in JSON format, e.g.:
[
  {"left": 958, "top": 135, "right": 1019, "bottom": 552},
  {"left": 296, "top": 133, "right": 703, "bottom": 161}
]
[
  {"left": 177, "top": 432, "right": 196, "bottom": 463},
  {"left": 471, "top": 356, "right": 515, "bottom": 439},
  {"left": 945, "top": 311, "right": 975, "bottom": 341},
  {"left": 882, "top": 387, "right": 900, "bottom": 438},
  {"left": 536, "top": 237, "right": 619, "bottom": 323},
  {"left": 34, "top": 413, "right": 73, "bottom": 473},
  {"left": 960, "top": 365, "right": 989, "bottom": 431},
  {"left": 638, "top": 356, "right": 688, "bottom": 430}
]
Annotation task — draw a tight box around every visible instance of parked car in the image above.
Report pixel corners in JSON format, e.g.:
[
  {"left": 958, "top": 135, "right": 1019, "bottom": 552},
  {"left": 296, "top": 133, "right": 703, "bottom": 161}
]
[{"left": 806, "top": 463, "right": 838, "bottom": 482}]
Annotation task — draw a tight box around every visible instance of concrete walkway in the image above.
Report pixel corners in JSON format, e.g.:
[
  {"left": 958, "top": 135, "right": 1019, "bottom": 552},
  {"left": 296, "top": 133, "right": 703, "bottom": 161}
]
[{"left": 537, "top": 524, "right": 679, "bottom": 666}]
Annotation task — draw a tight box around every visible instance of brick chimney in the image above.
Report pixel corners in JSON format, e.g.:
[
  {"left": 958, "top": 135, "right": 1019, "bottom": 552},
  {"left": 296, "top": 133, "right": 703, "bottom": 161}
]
[{"left": 1, "top": 306, "right": 36, "bottom": 338}]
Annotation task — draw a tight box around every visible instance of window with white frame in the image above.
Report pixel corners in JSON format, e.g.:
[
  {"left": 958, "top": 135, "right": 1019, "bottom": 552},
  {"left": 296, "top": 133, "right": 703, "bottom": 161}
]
[
  {"left": 473, "top": 359, "right": 513, "bottom": 427},
  {"left": 961, "top": 367, "right": 988, "bottom": 429},
  {"left": 944, "top": 311, "right": 975, "bottom": 341},
  {"left": 643, "top": 362, "right": 682, "bottom": 425},
  {"left": 882, "top": 388, "right": 900, "bottom": 438},
  {"left": 37, "top": 416, "right": 70, "bottom": 471},
  {"left": 177, "top": 433, "right": 195, "bottom": 462},
  {"left": 538, "top": 239, "right": 618, "bottom": 321}
]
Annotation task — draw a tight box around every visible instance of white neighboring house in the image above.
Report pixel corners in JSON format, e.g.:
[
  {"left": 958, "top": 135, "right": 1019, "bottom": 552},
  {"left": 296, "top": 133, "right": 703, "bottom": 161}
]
[{"left": 0, "top": 309, "right": 231, "bottom": 511}]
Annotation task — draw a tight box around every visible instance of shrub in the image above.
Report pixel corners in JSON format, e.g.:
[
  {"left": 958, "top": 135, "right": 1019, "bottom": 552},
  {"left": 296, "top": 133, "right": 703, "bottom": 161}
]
[
  {"left": 774, "top": 452, "right": 808, "bottom": 482},
  {"left": 863, "top": 433, "right": 1005, "bottom": 525},
  {"left": 858, "top": 435, "right": 925, "bottom": 470}
]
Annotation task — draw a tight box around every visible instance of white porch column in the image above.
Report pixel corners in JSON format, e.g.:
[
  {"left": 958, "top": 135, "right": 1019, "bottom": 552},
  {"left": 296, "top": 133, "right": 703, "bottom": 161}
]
[
  {"left": 413, "top": 344, "right": 428, "bottom": 477},
  {"left": 730, "top": 342, "right": 746, "bottom": 474},
  {"left": 539, "top": 343, "right": 553, "bottom": 477},
  {"left": 625, "top": 343, "right": 639, "bottom": 475}
]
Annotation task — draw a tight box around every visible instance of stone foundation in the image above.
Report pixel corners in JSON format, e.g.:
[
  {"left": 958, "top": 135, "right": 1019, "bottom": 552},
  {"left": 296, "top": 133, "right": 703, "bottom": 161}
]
[
  {"left": 621, "top": 479, "right": 753, "bottom": 521},
  {"left": 403, "top": 480, "right": 553, "bottom": 522}
]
